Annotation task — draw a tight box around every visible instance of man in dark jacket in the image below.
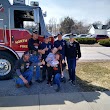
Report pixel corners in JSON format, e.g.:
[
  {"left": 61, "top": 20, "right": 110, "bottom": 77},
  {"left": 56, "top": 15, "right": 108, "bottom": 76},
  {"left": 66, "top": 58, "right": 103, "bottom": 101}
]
[
  {"left": 28, "top": 30, "right": 39, "bottom": 52},
  {"left": 28, "top": 30, "right": 44, "bottom": 54},
  {"left": 65, "top": 34, "right": 81, "bottom": 85}
]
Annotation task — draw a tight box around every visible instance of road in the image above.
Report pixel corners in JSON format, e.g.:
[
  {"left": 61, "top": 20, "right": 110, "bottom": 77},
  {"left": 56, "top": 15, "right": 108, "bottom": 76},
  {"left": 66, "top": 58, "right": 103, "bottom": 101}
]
[{"left": 79, "top": 47, "right": 110, "bottom": 61}]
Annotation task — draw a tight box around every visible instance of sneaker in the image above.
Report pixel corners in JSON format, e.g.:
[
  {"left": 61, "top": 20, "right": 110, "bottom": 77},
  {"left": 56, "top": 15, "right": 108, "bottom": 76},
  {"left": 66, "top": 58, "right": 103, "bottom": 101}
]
[
  {"left": 63, "top": 77, "right": 66, "bottom": 83},
  {"left": 71, "top": 81, "right": 76, "bottom": 86},
  {"left": 16, "top": 84, "right": 21, "bottom": 88},
  {"left": 35, "top": 80, "right": 42, "bottom": 83},
  {"left": 50, "top": 83, "right": 53, "bottom": 87},
  {"left": 47, "top": 81, "right": 50, "bottom": 85},
  {"left": 25, "top": 83, "right": 30, "bottom": 88},
  {"left": 29, "top": 81, "right": 33, "bottom": 85},
  {"left": 55, "top": 86, "right": 60, "bottom": 92},
  {"left": 68, "top": 79, "right": 72, "bottom": 82}
]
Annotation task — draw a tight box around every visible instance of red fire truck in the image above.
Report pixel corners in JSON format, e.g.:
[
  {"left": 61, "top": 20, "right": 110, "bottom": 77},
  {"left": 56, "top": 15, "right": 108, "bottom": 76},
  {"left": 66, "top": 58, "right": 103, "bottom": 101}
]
[{"left": 0, "top": 0, "right": 54, "bottom": 80}]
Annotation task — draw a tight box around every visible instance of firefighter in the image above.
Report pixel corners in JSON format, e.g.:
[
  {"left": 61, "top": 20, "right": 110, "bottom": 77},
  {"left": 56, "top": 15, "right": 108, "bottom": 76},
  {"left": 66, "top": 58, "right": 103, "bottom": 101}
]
[
  {"left": 28, "top": 30, "right": 44, "bottom": 54},
  {"left": 39, "top": 35, "right": 53, "bottom": 81},
  {"left": 65, "top": 34, "right": 81, "bottom": 85},
  {"left": 15, "top": 51, "right": 45, "bottom": 88},
  {"left": 54, "top": 32, "right": 66, "bottom": 70},
  {"left": 54, "top": 32, "right": 66, "bottom": 61},
  {"left": 28, "top": 30, "right": 40, "bottom": 53}
]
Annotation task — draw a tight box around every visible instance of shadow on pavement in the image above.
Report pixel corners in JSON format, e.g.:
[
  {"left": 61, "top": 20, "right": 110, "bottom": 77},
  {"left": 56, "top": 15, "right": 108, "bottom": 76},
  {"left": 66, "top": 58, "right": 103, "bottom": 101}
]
[
  {"left": 76, "top": 76, "right": 109, "bottom": 92},
  {"left": 0, "top": 92, "right": 101, "bottom": 107}
]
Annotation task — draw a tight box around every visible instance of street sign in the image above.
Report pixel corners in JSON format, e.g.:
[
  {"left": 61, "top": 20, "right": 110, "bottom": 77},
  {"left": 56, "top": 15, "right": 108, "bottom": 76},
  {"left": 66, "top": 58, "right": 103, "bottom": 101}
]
[{"left": 13, "top": 0, "right": 25, "bottom": 5}]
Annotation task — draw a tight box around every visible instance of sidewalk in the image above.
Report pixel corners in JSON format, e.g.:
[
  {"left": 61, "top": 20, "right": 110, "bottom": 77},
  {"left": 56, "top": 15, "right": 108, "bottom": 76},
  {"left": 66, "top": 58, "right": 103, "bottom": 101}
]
[{"left": 0, "top": 91, "right": 110, "bottom": 110}]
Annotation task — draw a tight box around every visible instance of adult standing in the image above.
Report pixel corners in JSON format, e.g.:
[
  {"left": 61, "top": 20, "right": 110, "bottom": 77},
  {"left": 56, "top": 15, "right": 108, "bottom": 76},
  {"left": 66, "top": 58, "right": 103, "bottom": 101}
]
[
  {"left": 65, "top": 35, "right": 81, "bottom": 85},
  {"left": 39, "top": 35, "right": 53, "bottom": 81},
  {"left": 54, "top": 32, "right": 66, "bottom": 73},
  {"left": 54, "top": 32, "right": 66, "bottom": 61},
  {"left": 28, "top": 30, "right": 44, "bottom": 54},
  {"left": 28, "top": 30, "right": 40, "bottom": 53}
]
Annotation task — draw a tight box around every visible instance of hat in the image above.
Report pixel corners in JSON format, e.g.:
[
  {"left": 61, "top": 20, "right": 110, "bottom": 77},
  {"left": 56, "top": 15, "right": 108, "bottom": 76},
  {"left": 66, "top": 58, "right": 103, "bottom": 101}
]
[
  {"left": 57, "top": 32, "right": 63, "bottom": 36},
  {"left": 44, "top": 35, "right": 49, "bottom": 39},
  {"left": 23, "top": 51, "right": 30, "bottom": 56},
  {"left": 33, "top": 30, "right": 38, "bottom": 34},
  {"left": 69, "top": 33, "right": 75, "bottom": 38},
  {"left": 69, "top": 35, "right": 75, "bottom": 38}
]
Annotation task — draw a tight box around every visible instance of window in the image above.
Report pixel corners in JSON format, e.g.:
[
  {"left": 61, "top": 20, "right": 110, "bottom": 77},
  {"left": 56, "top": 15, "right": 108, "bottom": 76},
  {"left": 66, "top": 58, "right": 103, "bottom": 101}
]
[
  {"left": 14, "top": 10, "right": 34, "bottom": 29},
  {"left": 14, "top": 10, "right": 41, "bottom": 35}
]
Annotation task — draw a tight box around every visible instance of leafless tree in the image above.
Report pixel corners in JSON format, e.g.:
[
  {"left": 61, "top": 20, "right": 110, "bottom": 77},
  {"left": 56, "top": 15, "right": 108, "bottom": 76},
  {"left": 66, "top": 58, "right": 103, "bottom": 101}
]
[{"left": 60, "top": 17, "right": 89, "bottom": 34}]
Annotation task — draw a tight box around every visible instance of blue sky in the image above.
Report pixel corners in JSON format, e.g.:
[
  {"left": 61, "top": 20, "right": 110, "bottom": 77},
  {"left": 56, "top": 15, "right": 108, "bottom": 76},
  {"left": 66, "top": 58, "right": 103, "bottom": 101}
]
[{"left": 9, "top": 0, "right": 110, "bottom": 24}]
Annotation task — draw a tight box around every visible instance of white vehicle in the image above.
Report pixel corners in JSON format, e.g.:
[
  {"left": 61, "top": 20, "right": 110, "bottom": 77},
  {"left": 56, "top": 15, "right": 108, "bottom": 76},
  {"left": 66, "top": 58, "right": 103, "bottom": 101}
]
[
  {"left": 62, "top": 34, "right": 78, "bottom": 40},
  {"left": 77, "top": 34, "right": 88, "bottom": 38},
  {"left": 86, "top": 34, "right": 93, "bottom": 38}
]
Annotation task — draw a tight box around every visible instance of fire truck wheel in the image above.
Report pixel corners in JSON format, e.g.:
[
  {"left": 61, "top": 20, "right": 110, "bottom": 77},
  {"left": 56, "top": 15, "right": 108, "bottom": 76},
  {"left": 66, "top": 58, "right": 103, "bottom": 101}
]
[{"left": 0, "top": 52, "right": 16, "bottom": 80}]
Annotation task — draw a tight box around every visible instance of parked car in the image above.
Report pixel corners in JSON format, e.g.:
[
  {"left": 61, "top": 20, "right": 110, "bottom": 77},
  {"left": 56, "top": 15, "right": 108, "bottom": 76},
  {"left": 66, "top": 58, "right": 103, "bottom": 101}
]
[
  {"left": 77, "top": 34, "right": 88, "bottom": 38},
  {"left": 62, "top": 34, "right": 78, "bottom": 40},
  {"left": 86, "top": 34, "right": 93, "bottom": 38},
  {"left": 93, "top": 35, "right": 109, "bottom": 41}
]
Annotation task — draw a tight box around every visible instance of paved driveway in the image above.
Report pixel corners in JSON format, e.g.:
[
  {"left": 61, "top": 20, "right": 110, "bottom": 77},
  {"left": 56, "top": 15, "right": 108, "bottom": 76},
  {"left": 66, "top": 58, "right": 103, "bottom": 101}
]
[{"left": 79, "top": 47, "right": 110, "bottom": 61}]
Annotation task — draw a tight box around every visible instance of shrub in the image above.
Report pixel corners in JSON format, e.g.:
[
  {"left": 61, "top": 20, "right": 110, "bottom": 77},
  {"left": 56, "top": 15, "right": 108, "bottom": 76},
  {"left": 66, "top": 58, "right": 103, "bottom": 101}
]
[
  {"left": 99, "top": 39, "right": 110, "bottom": 47},
  {"left": 65, "top": 38, "right": 96, "bottom": 44},
  {"left": 75, "top": 38, "right": 96, "bottom": 44}
]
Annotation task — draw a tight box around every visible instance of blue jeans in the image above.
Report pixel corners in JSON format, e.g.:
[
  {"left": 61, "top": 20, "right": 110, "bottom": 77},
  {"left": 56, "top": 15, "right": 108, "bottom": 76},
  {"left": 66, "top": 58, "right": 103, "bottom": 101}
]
[
  {"left": 54, "top": 73, "right": 61, "bottom": 87},
  {"left": 30, "top": 66, "right": 40, "bottom": 80},
  {"left": 67, "top": 58, "right": 76, "bottom": 81},
  {"left": 16, "top": 70, "right": 33, "bottom": 86}
]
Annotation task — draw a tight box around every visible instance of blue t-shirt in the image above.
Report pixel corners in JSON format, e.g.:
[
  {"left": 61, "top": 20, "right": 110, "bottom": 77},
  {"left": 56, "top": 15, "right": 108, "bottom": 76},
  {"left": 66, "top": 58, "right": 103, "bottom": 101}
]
[
  {"left": 54, "top": 39, "right": 66, "bottom": 59},
  {"left": 30, "top": 55, "right": 39, "bottom": 63}
]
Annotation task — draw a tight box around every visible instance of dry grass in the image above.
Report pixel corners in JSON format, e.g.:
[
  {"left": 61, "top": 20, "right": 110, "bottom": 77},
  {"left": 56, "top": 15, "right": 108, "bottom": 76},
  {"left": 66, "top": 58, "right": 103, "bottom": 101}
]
[{"left": 76, "top": 62, "right": 110, "bottom": 91}]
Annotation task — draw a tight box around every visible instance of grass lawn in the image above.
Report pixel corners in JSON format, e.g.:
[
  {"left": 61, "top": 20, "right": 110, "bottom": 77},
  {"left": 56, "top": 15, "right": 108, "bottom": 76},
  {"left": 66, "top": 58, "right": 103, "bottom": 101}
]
[{"left": 76, "top": 62, "right": 110, "bottom": 91}]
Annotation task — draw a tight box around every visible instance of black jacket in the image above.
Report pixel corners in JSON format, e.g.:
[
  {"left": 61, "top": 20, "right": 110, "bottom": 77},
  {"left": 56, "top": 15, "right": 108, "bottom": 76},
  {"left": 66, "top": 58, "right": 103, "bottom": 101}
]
[
  {"left": 28, "top": 38, "right": 39, "bottom": 51},
  {"left": 65, "top": 41, "right": 81, "bottom": 58}
]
